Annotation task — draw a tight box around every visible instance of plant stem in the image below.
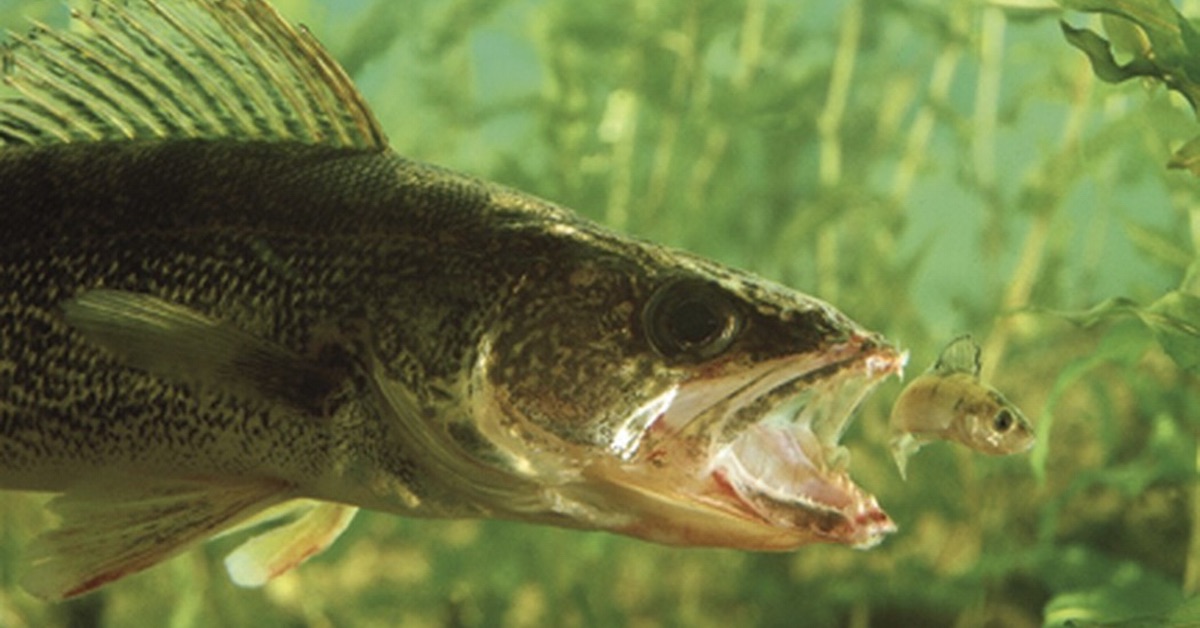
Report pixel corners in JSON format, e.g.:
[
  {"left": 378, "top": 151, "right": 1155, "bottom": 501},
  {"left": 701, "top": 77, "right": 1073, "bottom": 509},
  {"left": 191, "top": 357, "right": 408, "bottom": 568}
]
[
  {"left": 1185, "top": 436, "right": 1200, "bottom": 595},
  {"left": 817, "top": 0, "right": 862, "bottom": 189},
  {"left": 814, "top": 0, "right": 863, "bottom": 303}
]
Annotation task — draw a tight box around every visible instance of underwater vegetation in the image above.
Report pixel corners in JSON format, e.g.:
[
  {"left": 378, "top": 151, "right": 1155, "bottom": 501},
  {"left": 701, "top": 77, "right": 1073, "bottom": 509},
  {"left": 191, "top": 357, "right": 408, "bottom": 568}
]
[{"left": 2, "top": 0, "right": 1200, "bottom": 626}]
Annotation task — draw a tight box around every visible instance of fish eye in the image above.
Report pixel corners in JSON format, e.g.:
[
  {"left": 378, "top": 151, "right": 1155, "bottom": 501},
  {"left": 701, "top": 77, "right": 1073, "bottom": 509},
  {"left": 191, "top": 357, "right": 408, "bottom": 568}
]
[
  {"left": 643, "top": 278, "right": 743, "bottom": 361},
  {"left": 993, "top": 409, "right": 1013, "bottom": 432}
]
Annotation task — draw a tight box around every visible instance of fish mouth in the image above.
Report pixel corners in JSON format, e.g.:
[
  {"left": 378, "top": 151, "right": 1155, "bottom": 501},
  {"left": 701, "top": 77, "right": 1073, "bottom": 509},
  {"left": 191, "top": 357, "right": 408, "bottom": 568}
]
[
  {"left": 705, "top": 349, "right": 902, "bottom": 548},
  {"left": 604, "top": 334, "right": 905, "bottom": 550}
]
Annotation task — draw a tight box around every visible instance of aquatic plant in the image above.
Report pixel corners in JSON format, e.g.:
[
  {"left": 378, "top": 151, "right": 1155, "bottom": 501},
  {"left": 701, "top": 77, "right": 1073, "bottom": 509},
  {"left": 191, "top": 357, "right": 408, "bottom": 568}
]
[{"left": 2, "top": 0, "right": 1198, "bottom": 625}]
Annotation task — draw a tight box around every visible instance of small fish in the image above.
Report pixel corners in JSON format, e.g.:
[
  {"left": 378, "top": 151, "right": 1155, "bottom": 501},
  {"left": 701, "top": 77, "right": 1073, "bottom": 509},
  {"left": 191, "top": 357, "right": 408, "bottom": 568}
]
[
  {"left": 888, "top": 335, "right": 1035, "bottom": 478},
  {"left": 0, "top": 0, "right": 906, "bottom": 600}
]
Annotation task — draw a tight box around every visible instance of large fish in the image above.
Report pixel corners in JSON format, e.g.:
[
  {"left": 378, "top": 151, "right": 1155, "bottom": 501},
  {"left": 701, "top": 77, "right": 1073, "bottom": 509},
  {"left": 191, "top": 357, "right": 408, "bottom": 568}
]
[{"left": 0, "top": 0, "right": 905, "bottom": 600}]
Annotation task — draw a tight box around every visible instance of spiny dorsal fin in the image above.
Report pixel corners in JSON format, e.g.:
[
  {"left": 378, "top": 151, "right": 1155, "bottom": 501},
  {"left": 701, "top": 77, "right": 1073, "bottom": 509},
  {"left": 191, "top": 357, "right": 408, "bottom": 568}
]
[
  {"left": 0, "top": 0, "right": 386, "bottom": 149},
  {"left": 930, "top": 334, "right": 981, "bottom": 378}
]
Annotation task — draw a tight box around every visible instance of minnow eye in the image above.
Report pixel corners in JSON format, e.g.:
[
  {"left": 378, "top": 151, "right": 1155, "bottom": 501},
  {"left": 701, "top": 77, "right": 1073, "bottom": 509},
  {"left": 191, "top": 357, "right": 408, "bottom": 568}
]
[
  {"left": 643, "top": 278, "right": 742, "bottom": 361},
  {"left": 993, "top": 409, "right": 1013, "bottom": 432}
]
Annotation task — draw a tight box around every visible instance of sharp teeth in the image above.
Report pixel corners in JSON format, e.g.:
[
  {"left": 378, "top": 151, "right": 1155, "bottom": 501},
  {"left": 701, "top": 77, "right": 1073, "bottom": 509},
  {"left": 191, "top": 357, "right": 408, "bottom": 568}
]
[
  {"left": 847, "top": 495, "right": 897, "bottom": 548},
  {"left": 690, "top": 343, "right": 905, "bottom": 546},
  {"left": 867, "top": 351, "right": 906, "bottom": 378}
]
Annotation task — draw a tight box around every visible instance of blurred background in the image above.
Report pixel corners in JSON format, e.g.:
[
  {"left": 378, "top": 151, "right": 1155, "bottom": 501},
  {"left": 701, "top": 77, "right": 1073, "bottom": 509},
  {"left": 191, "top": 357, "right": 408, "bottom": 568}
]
[{"left": 1, "top": 0, "right": 1198, "bottom": 626}]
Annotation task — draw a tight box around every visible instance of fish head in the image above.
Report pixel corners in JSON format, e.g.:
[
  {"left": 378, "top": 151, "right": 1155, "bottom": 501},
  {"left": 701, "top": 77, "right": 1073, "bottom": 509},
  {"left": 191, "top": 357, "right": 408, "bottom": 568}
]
[
  {"left": 955, "top": 385, "right": 1036, "bottom": 456},
  {"left": 468, "top": 222, "right": 906, "bottom": 550}
]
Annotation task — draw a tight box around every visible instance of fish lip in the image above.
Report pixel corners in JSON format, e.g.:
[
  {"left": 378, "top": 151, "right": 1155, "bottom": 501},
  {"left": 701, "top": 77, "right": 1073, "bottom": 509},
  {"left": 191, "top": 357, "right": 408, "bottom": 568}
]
[{"left": 690, "top": 334, "right": 905, "bottom": 548}]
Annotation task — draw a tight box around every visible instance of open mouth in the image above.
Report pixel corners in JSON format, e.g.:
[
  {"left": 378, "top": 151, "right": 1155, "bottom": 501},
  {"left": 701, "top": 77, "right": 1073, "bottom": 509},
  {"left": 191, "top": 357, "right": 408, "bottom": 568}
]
[
  {"left": 477, "top": 327, "right": 905, "bottom": 551},
  {"left": 614, "top": 334, "right": 906, "bottom": 549},
  {"left": 706, "top": 347, "right": 904, "bottom": 548}
]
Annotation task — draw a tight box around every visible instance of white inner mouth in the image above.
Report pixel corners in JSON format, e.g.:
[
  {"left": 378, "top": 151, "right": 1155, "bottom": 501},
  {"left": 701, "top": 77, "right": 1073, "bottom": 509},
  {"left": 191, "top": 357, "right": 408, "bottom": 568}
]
[
  {"left": 710, "top": 363, "right": 879, "bottom": 497},
  {"left": 700, "top": 347, "right": 904, "bottom": 545}
]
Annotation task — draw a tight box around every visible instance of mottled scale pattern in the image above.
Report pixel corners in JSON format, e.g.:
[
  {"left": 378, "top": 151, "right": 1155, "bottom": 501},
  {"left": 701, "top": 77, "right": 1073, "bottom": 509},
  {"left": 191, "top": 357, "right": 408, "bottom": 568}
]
[{"left": 0, "top": 139, "right": 529, "bottom": 504}]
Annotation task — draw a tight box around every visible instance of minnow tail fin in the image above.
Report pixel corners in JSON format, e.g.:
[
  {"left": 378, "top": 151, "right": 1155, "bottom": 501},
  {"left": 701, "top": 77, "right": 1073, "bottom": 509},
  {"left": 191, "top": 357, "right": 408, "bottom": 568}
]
[
  {"left": 889, "top": 433, "right": 923, "bottom": 481},
  {"left": 224, "top": 502, "right": 358, "bottom": 588},
  {"left": 21, "top": 477, "right": 290, "bottom": 600}
]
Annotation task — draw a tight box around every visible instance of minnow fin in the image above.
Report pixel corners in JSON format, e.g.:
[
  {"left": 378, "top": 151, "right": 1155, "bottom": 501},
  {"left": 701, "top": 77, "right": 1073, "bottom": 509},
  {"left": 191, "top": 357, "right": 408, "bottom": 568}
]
[
  {"left": 889, "top": 433, "right": 924, "bottom": 481},
  {"left": 0, "top": 0, "right": 385, "bottom": 149},
  {"left": 22, "top": 477, "right": 290, "bottom": 601},
  {"left": 224, "top": 501, "right": 358, "bottom": 588},
  {"left": 931, "top": 334, "right": 981, "bottom": 378},
  {"left": 62, "top": 289, "right": 345, "bottom": 416}
]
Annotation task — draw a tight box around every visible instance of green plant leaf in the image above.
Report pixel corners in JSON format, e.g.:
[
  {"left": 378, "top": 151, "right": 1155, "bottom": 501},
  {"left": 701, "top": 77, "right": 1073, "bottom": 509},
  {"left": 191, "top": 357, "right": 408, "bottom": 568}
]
[
  {"left": 1059, "top": 21, "right": 1160, "bottom": 83},
  {"left": 1041, "top": 545, "right": 1185, "bottom": 627},
  {"left": 1034, "top": 291, "right": 1200, "bottom": 371},
  {"left": 1061, "top": 0, "right": 1200, "bottom": 127},
  {"left": 1123, "top": 220, "right": 1195, "bottom": 270},
  {"left": 1168, "top": 135, "right": 1200, "bottom": 175},
  {"left": 1031, "top": 297, "right": 1143, "bottom": 327},
  {"left": 1030, "top": 321, "right": 1153, "bottom": 483},
  {"left": 1182, "top": 259, "right": 1200, "bottom": 295},
  {"left": 1139, "top": 290, "right": 1200, "bottom": 370}
]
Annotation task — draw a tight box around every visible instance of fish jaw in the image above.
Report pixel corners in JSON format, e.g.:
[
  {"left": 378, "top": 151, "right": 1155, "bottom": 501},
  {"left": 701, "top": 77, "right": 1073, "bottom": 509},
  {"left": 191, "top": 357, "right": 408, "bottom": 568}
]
[{"left": 564, "top": 334, "right": 906, "bottom": 550}]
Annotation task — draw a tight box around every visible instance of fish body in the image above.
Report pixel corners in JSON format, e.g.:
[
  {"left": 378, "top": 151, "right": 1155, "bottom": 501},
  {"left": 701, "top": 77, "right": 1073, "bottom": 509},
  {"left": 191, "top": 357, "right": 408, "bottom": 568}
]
[
  {"left": 888, "top": 335, "right": 1035, "bottom": 478},
  {"left": 0, "top": 0, "right": 905, "bottom": 599}
]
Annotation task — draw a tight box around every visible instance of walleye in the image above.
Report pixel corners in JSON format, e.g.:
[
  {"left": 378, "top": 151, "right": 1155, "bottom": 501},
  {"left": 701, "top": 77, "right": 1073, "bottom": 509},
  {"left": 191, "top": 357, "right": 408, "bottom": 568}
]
[
  {"left": 0, "top": 0, "right": 905, "bottom": 600},
  {"left": 888, "top": 335, "right": 1035, "bottom": 478}
]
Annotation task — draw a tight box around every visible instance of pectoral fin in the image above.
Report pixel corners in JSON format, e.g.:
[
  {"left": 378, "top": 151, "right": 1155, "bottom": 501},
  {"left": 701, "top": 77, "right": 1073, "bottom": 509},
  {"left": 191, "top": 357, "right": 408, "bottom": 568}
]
[
  {"left": 62, "top": 289, "right": 345, "bottom": 416},
  {"left": 22, "top": 477, "right": 291, "bottom": 600},
  {"left": 224, "top": 501, "right": 358, "bottom": 588}
]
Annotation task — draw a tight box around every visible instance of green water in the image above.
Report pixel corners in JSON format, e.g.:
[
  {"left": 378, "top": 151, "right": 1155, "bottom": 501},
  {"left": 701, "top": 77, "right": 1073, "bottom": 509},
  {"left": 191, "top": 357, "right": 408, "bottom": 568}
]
[{"left": 1, "top": 0, "right": 1198, "bottom": 626}]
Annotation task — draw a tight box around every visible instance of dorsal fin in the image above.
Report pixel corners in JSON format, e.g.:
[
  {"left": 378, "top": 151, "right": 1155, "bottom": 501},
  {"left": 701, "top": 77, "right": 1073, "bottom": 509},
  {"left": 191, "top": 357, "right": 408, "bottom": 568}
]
[
  {"left": 930, "top": 334, "right": 981, "bottom": 378},
  {"left": 0, "top": 0, "right": 387, "bottom": 149}
]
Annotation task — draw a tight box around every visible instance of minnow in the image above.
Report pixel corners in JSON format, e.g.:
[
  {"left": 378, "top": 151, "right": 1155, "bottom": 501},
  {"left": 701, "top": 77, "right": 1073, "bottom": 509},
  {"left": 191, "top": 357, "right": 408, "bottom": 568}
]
[
  {"left": 0, "top": 0, "right": 905, "bottom": 600},
  {"left": 888, "top": 335, "right": 1035, "bottom": 479}
]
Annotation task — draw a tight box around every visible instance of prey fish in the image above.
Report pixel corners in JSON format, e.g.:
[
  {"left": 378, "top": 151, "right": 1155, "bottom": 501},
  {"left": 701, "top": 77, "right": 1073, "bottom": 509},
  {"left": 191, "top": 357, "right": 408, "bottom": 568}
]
[
  {"left": 888, "top": 335, "right": 1035, "bottom": 478},
  {"left": 0, "top": 0, "right": 906, "bottom": 600}
]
